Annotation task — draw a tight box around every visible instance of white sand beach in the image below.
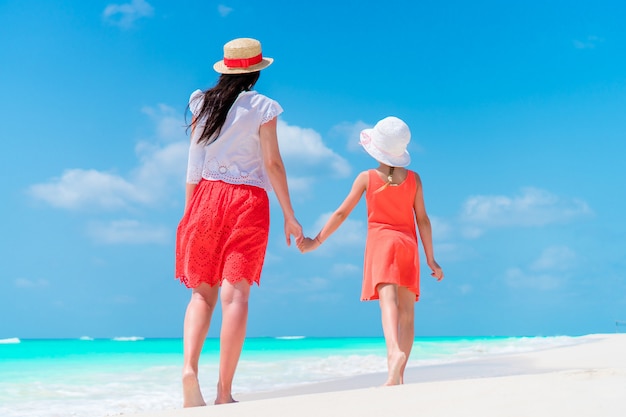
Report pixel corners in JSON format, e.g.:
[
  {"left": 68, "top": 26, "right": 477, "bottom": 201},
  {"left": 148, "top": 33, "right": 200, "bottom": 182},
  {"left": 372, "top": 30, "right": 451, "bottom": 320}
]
[{"left": 128, "top": 334, "right": 626, "bottom": 417}]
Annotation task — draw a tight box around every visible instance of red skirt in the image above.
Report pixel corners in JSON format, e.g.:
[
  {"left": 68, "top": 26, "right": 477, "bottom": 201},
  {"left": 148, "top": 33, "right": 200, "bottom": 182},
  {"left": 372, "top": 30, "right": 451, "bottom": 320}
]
[{"left": 175, "top": 179, "right": 270, "bottom": 288}]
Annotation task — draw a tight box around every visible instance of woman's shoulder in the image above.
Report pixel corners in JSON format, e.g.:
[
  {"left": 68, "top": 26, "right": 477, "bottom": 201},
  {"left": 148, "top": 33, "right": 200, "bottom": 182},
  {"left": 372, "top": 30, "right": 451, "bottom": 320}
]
[
  {"left": 248, "top": 91, "right": 279, "bottom": 106},
  {"left": 189, "top": 89, "right": 204, "bottom": 114},
  {"left": 245, "top": 91, "right": 283, "bottom": 122},
  {"left": 189, "top": 89, "right": 203, "bottom": 103}
]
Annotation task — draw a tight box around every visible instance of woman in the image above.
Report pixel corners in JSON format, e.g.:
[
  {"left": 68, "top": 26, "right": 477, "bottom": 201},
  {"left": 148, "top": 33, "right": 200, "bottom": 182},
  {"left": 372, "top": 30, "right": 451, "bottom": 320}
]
[{"left": 175, "top": 38, "right": 302, "bottom": 406}]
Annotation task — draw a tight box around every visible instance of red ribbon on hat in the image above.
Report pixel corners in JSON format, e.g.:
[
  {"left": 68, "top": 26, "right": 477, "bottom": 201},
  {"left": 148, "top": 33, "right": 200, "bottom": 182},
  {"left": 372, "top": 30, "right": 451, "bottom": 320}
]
[{"left": 223, "top": 53, "right": 263, "bottom": 68}]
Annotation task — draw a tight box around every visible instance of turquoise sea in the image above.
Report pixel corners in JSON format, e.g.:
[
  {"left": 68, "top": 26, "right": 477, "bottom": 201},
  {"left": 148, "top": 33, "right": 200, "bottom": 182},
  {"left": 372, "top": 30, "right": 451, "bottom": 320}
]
[{"left": 0, "top": 335, "right": 581, "bottom": 417}]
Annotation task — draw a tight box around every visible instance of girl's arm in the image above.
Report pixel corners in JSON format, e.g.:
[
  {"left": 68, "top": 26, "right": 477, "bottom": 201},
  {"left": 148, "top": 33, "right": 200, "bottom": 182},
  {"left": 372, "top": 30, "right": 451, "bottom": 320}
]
[
  {"left": 298, "top": 171, "right": 368, "bottom": 253},
  {"left": 259, "top": 117, "right": 303, "bottom": 246},
  {"left": 413, "top": 172, "right": 444, "bottom": 280}
]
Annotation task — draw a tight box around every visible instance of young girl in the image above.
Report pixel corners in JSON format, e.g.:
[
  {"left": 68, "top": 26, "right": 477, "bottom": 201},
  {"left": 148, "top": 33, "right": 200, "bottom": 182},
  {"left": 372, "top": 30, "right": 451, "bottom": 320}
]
[
  {"left": 176, "top": 38, "right": 302, "bottom": 407},
  {"left": 298, "top": 116, "right": 444, "bottom": 386}
]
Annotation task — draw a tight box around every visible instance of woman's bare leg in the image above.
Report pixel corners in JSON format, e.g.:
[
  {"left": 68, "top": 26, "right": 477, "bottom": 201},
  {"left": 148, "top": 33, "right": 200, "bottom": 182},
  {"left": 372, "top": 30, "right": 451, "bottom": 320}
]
[
  {"left": 215, "top": 279, "right": 251, "bottom": 404},
  {"left": 182, "top": 282, "right": 219, "bottom": 408},
  {"left": 397, "top": 286, "right": 416, "bottom": 384},
  {"left": 377, "top": 283, "right": 406, "bottom": 386}
]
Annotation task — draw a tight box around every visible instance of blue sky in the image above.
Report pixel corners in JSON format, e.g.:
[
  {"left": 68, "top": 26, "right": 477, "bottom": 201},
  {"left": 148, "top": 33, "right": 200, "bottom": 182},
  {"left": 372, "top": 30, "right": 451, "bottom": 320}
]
[{"left": 1, "top": 0, "right": 625, "bottom": 339}]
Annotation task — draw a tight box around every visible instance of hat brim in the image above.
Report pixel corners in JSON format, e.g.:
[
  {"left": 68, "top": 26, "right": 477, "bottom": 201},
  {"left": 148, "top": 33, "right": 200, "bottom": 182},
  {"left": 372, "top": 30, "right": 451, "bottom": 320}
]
[
  {"left": 359, "top": 130, "right": 411, "bottom": 167},
  {"left": 213, "top": 57, "right": 273, "bottom": 74}
]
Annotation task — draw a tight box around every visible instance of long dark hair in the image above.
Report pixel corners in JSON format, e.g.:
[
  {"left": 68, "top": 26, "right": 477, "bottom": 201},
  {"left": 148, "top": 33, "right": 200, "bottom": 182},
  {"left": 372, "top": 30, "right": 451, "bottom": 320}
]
[{"left": 186, "top": 71, "right": 261, "bottom": 145}]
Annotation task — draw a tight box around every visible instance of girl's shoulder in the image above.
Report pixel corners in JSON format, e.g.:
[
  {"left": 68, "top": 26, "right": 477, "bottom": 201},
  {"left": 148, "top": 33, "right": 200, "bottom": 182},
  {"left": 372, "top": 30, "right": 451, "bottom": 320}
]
[
  {"left": 357, "top": 170, "right": 372, "bottom": 181},
  {"left": 354, "top": 170, "right": 372, "bottom": 189},
  {"left": 408, "top": 170, "right": 423, "bottom": 192},
  {"left": 401, "top": 168, "right": 420, "bottom": 180}
]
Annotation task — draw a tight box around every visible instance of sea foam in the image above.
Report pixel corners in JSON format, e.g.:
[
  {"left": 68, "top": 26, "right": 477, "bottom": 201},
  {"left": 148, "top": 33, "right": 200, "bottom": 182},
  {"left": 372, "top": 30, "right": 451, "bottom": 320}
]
[
  {"left": 0, "top": 335, "right": 585, "bottom": 417},
  {"left": 112, "top": 336, "right": 145, "bottom": 342}
]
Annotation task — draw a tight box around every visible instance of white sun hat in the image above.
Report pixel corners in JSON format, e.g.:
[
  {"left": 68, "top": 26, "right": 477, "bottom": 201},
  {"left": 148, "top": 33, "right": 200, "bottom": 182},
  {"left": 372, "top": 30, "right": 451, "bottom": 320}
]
[
  {"left": 213, "top": 38, "right": 274, "bottom": 74},
  {"left": 359, "top": 116, "right": 411, "bottom": 167}
]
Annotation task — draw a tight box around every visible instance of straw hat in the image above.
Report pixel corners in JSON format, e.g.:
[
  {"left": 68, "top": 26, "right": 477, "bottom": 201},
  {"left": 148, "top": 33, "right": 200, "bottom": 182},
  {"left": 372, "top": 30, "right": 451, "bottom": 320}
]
[
  {"left": 213, "top": 38, "right": 273, "bottom": 74},
  {"left": 359, "top": 116, "right": 411, "bottom": 167}
]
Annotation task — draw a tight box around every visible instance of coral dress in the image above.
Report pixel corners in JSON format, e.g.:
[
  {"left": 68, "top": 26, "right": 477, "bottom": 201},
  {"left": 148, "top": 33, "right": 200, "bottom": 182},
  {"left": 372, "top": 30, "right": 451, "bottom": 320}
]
[{"left": 361, "top": 169, "right": 420, "bottom": 301}]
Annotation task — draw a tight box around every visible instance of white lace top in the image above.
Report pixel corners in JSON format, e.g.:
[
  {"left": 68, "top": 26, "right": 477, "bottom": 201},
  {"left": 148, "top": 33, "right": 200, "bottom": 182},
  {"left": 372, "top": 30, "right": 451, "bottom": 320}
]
[{"left": 186, "top": 89, "right": 283, "bottom": 191}]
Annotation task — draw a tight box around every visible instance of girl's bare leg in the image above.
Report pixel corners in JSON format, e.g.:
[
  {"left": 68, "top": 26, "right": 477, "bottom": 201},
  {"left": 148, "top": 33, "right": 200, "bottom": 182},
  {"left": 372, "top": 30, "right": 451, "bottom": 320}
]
[
  {"left": 397, "top": 286, "right": 416, "bottom": 384},
  {"left": 215, "top": 279, "right": 251, "bottom": 404},
  {"left": 182, "top": 283, "right": 219, "bottom": 408},
  {"left": 377, "top": 283, "right": 407, "bottom": 386}
]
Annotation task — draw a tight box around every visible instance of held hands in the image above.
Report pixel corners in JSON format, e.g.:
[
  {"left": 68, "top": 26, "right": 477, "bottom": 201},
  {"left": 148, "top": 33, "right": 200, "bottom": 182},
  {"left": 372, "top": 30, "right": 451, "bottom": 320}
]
[
  {"left": 297, "top": 237, "right": 321, "bottom": 253},
  {"left": 428, "top": 259, "right": 444, "bottom": 281},
  {"left": 284, "top": 215, "right": 304, "bottom": 247}
]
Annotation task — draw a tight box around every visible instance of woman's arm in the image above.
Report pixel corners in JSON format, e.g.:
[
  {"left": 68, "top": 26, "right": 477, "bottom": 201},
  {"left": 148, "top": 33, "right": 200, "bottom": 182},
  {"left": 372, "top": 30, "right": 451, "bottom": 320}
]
[
  {"left": 413, "top": 172, "right": 444, "bottom": 280},
  {"left": 184, "top": 183, "right": 197, "bottom": 213},
  {"left": 184, "top": 116, "right": 201, "bottom": 213},
  {"left": 259, "top": 117, "right": 303, "bottom": 246}
]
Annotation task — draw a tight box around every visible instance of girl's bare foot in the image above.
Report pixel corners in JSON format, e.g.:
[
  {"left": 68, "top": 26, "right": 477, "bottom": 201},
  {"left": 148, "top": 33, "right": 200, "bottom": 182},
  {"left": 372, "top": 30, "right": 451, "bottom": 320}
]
[
  {"left": 214, "top": 395, "right": 238, "bottom": 405},
  {"left": 383, "top": 351, "right": 406, "bottom": 386},
  {"left": 182, "top": 371, "right": 206, "bottom": 408},
  {"left": 215, "top": 383, "right": 237, "bottom": 405}
]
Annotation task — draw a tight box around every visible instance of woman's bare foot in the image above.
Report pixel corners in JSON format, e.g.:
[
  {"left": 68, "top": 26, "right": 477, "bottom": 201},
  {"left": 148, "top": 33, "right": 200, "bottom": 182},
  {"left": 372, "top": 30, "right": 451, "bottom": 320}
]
[
  {"left": 383, "top": 351, "right": 406, "bottom": 386},
  {"left": 399, "top": 360, "right": 408, "bottom": 384},
  {"left": 182, "top": 371, "right": 206, "bottom": 408}
]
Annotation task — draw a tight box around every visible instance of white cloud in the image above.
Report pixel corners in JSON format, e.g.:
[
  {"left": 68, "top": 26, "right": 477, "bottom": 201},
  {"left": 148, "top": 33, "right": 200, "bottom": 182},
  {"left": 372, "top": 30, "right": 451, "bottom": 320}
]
[
  {"left": 331, "top": 263, "right": 361, "bottom": 276},
  {"left": 277, "top": 276, "right": 332, "bottom": 296},
  {"left": 530, "top": 245, "right": 577, "bottom": 271},
  {"left": 141, "top": 104, "right": 187, "bottom": 143},
  {"left": 306, "top": 292, "right": 342, "bottom": 304},
  {"left": 460, "top": 187, "right": 592, "bottom": 236},
  {"left": 312, "top": 212, "right": 366, "bottom": 249},
  {"left": 28, "top": 108, "right": 354, "bottom": 248},
  {"left": 28, "top": 169, "right": 146, "bottom": 210},
  {"left": 15, "top": 278, "right": 49, "bottom": 289},
  {"left": 103, "top": 0, "right": 154, "bottom": 29},
  {"left": 460, "top": 226, "right": 484, "bottom": 239},
  {"left": 458, "top": 284, "right": 472, "bottom": 295},
  {"left": 431, "top": 242, "right": 467, "bottom": 261},
  {"left": 112, "top": 295, "right": 136, "bottom": 304},
  {"left": 28, "top": 105, "right": 187, "bottom": 211},
  {"left": 217, "top": 4, "right": 233, "bottom": 17},
  {"left": 299, "top": 276, "right": 331, "bottom": 291},
  {"left": 278, "top": 120, "right": 351, "bottom": 178},
  {"left": 430, "top": 216, "right": 452, "bottom": 241},
  {"left": 573, "top": 35, "right": 602, "bottom": 49},
  {"left": 87, "top": 219, "right": 169, "bottom": 244},
  {"left": 286, "top": 176, "right": 315, "bottom": 194},
  {"left": 504, "top": 267, "right": 564, "bottom": 291},
  {"left": 503, "top": 245, "right": 576, "bottom": 291},
  {"left": 131, "top": 139, "right": 189, "bottom": 202},
  {"left": 330, "top": 120, "right": 371, "bottom": 152}
]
